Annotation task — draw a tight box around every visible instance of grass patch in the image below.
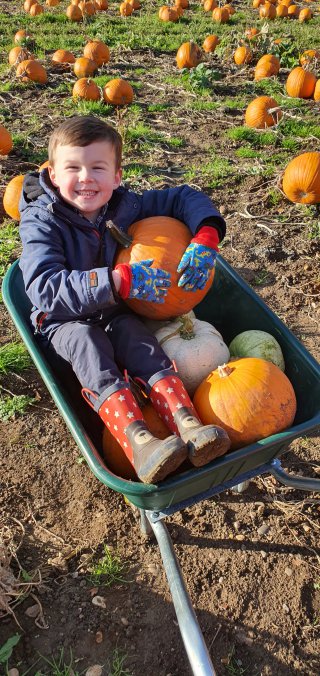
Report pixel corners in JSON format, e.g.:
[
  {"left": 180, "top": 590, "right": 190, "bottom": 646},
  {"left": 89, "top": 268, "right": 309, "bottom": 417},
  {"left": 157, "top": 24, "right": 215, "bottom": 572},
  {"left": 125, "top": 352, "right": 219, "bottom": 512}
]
[
  {"left": 0, "top": 222, "right": 20, "bottom": 277},
  {"left": 0, "top": 342, "right": 32, "bottom": 375},
  {"left": 227, "top": 126, "right": 277, "bottom": 148},
  {"left": 0, "top": 394, "right": 35, "bottom": 421},
  {"left": 87, "top": 544, "right": 129, "bottom": 587}
]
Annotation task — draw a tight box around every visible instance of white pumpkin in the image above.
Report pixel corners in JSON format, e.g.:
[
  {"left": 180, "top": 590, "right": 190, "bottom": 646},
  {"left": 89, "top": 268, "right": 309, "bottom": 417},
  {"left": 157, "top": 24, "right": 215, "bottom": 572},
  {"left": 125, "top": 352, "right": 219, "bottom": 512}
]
[{"left": 154, "top": 314, "right": 230, "bottom": 396}]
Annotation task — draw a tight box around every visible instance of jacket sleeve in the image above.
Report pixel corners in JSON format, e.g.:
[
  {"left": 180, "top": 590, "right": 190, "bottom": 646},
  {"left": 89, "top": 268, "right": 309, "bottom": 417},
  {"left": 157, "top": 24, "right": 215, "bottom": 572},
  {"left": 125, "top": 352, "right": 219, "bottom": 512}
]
[
  {"left": 136, "top": 185, "right": 226, "bottom": 241},
  {"left": 19, "top": 208, "right": 118, "bottom": 319}
]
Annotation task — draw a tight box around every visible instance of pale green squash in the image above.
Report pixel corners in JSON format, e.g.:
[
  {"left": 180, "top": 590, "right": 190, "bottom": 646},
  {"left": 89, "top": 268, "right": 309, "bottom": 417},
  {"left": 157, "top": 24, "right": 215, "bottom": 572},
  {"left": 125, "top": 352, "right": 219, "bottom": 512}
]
[{"left": 229, "top": 330, "right": 285, "bottom": 371}]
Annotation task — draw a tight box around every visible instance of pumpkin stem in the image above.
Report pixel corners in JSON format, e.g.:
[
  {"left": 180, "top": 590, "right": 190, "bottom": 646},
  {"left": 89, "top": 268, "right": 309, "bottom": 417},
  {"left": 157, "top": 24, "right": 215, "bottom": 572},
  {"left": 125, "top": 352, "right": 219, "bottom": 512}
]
[
  {"left": 178, "top": 314, "right": 195, "bottom": 340},
  {"left": 218, "top": 363, "right": 234, "bottom": 377},
  {"left": 159, "top": 313, "right": 195, "bottom": 346}
]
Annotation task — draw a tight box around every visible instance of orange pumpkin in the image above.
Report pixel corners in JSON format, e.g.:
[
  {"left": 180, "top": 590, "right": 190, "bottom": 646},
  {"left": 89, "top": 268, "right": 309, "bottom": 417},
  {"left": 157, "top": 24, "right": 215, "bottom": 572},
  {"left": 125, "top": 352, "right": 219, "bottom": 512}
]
[
  {"left": 14, "top": 29, "right": 32, "bottom": 45},
  {"left": 102, "top": 78, "right": 134, "bottom": 105},
  {"left": 193, "top": 358, "right": 297, "bottom": 451},
  {"left": 202, "top": 34, "right": 220, "bottom": 53},
  {"left": 212, "top": 6, "right": 229, "bottom": 21},
  {"left": 203, "top": 0, "right": 217, "bottom": 10},
  {"left": 128, "top": 0, "right": 141, "bottom": 8},
  {"left": 158, "top": 5, "right": 178, "bottom": 20},
  {"left": 46, "top": 0, "right": 60, "bottom": 6},
  {"left": 287, "top": 3, "right": 299, "bottom": 16},
  {"left": 29, "top": 3, "right": 44, "bottom": 15},
  {"left": 234, "top": 45, "right": 252, "bottom": 66},
  {"left": 276, "top": 4, "right": 288, "bottom": 16},
  {"left": 245, "top": 96, "right": 282, "bottom": 128},
  {"left": 245, "top": 27, "right": 259, "bottom": 40},
  {"left": 298, "top": 7, "right": 312, "bottom": 20},
  {"left": 3, "top": 175, "right": 25, "bottom": 221},
  {"left": 79, "top": 0, "right": 96, "bottom": 14},
  {"left": 0, "top": 125, "right": 13, "bottom": 155},
  {"left": 24, "top": 0, "right": 37, "bottom": 10},
  {"left": 259, "top": 2, "right": 276, "bottom": 17},
  {"left": 314, "top": 79, "right": 320, "bottom": 102},
  {"left": 102, "top": 401, "right": 171, "bottom": 480},
  {"left": 282, "top": 152, "right": 320, "bottom": 204},
  {"left": 95, "top": 0, "right": 108, "bottom": 8},
  {"left": 83, "top": 40, "right": 110, "bottom": 66},
  {"left": 300, "top": 49, "right": 320, "bottom": 67},
  {"left": 16, "top": 59, "right": 48, "bottom": 84},
  {"left": 114, "top": 217, "right": 215, "bottom": 320},
  {"left": 8, "top": 46, "right": 32, "bottom": 66},
  {"left": 74, "top": 57, "right": 98, "bottom": 78},
  {"left": 119, "top": 1, "right": 133, "bottom": 14},
  {"left": 175, "top": 0, "right": 189, "bottom": 7},
  {"left": 286, "top": 66, "right": 316, "bottom": 98},
  {"left": 73, "top": 77, "right": 101, "bottom": 100},
  {"left": 254, "top": 62, "right": 278, "bottom": 80},
  {"left": 252, "top": 0, "right": 264, "bottom": 8},
  {"left": 66, "top": 4, "right": 82, "bottom": 19},
  {"left": 176, "top": 41, "right": 202, "bottom": 69},
  {"left": 51, "top": 49, "right": 76, "bottom": 66}
]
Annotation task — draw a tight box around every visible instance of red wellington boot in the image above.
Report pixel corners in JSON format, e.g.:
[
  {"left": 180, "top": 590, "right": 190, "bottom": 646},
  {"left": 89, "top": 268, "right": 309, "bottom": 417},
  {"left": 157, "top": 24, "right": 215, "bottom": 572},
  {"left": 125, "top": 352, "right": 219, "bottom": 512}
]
[
  {"left": 148, "top": 370, "right": 231, "bottom": 467},
  {"left": 82, "top": 383, "right": 187, "bottom": 484}
]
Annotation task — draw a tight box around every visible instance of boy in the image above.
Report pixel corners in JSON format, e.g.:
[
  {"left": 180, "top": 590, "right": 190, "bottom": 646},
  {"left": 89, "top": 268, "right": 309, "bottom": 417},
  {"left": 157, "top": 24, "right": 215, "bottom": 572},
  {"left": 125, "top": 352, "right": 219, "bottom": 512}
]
[{"left": 19, "top": 115, "right": 230, "bottom": 484}]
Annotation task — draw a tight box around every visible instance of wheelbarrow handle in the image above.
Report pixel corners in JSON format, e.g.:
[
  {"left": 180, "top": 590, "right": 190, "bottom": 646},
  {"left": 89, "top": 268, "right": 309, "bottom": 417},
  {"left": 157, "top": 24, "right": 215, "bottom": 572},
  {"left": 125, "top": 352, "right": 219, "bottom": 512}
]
[{"left": 269, "top": 458, "right": 320, "bottom": 492}]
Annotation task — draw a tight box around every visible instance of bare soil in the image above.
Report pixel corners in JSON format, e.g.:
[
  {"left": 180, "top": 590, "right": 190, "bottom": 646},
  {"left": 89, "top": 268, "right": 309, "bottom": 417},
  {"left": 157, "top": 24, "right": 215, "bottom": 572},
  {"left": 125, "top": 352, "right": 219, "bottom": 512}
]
[{"left": 0, "top": 43, "right": 320, "bottom": 676}]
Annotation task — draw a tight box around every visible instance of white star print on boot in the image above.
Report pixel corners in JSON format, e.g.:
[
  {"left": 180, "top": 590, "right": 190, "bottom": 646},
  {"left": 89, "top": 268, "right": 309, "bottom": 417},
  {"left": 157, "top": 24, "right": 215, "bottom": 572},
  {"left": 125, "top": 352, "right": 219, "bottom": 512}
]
[
  {"left": 148, "top": 371, "right": 231, "bottom": 466},
  {"left": 82, "top": 383, "right": 187, "bottom": 483}
]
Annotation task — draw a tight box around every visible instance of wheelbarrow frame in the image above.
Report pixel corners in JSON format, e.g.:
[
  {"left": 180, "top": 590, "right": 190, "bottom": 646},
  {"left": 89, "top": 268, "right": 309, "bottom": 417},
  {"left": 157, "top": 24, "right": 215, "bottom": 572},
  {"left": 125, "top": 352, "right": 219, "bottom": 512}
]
[{"left": 2, "top": 257, "right": 320, "bottom": 675}]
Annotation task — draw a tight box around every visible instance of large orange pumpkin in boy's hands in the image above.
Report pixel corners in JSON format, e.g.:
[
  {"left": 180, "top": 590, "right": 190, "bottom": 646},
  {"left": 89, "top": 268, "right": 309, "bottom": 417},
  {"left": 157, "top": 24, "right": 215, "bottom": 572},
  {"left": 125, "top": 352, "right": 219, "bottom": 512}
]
[
  {"left": 114, "top": 216, "right": 215, "bottom": 319},
  {"left": 193, "top": 357, "right": 297, "bottom": 450}
]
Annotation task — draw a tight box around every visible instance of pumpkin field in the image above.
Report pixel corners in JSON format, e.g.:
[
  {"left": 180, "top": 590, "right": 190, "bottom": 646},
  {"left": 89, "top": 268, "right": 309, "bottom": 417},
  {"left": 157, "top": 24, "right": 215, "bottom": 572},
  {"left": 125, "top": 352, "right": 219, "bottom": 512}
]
[{"left": 0, "top": 0, "right": 320, "bottom": 673}]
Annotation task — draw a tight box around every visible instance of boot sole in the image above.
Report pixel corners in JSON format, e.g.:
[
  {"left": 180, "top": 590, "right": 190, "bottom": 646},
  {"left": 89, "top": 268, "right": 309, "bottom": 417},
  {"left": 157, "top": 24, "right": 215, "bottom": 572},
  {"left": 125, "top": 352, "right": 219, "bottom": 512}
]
[
  {"left": 186, "top": 428, "right": 231, "bottom": 467},
  {"left": 138, "top": 439, "right": 188, "bottom": 484}
]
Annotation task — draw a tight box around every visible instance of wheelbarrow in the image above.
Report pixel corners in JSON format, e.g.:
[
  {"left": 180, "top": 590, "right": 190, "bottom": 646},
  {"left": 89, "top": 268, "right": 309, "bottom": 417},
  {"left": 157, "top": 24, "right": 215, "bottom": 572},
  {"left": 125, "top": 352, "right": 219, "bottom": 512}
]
[{"left": 2, "top": 257, "right": 320, "bottom": 676}]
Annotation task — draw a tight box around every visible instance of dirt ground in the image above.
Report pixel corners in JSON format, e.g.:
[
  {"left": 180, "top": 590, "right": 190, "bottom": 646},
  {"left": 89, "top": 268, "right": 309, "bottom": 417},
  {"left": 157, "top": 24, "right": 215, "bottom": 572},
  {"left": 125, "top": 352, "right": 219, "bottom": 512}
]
[{"left": 0, "top": 42, "right": 320, "bottom": 676}]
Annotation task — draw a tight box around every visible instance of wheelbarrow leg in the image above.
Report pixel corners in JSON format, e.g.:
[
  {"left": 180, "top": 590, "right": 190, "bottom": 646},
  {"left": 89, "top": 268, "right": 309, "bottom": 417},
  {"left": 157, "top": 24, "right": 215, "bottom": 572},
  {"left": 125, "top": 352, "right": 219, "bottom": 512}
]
[{"left": 146, "top": 512, "right": 217, "bottom": 676}]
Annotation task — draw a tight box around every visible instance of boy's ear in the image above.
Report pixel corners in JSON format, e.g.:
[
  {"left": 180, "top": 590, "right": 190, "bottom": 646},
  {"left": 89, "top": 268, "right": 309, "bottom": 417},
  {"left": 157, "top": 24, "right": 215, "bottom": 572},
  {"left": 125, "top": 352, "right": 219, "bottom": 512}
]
[
  {"left": 114, "top": 168, "right": 122, "bottom": 189},
  {"left": 48, "top": 165, "right": 58, "bottom": 187}
]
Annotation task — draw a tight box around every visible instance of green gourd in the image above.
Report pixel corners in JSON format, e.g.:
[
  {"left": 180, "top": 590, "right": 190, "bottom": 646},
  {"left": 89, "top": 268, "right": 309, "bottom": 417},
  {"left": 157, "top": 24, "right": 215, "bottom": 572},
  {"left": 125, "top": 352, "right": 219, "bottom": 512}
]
[{"left": 229, "top": 330, "right": 285, "bottom": 371}]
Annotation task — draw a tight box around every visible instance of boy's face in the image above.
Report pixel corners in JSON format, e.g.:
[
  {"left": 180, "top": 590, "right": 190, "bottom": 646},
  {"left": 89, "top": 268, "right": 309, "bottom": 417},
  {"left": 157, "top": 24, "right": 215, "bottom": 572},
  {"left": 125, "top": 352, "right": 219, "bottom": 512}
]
[{"left": 48, "top": 141, "right": 122, "bottom": 222}]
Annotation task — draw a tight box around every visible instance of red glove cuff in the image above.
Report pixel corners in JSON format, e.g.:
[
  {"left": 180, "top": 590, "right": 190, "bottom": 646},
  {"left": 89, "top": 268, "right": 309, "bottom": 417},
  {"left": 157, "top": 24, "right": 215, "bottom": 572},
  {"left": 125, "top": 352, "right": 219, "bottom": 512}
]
[
  {"left": 191, "top": 226, "right": 220, "bottom": 251},
  {"left": 114, "top": 263, "right": 132, "bottom": 299}
]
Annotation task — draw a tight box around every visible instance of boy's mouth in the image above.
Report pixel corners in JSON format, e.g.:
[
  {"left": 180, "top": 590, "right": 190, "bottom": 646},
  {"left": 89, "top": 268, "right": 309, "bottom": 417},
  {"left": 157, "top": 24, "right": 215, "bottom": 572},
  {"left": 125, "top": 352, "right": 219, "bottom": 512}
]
[{"left": 76, "top": 190, "right": 98, "bottom": 197}]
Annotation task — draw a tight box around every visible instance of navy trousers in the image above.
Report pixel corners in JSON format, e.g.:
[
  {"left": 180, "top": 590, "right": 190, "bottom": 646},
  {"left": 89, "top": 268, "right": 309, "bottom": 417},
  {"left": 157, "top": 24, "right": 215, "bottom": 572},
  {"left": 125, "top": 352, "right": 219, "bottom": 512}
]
[{"left": 50, "top": 312, "right": 171, "bottom": 396}]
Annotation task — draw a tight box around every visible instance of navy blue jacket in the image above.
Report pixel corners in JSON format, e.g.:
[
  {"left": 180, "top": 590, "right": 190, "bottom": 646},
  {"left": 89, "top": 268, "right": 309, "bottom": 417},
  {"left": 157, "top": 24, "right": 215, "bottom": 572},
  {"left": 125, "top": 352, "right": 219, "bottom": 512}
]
[{"left": 19, "top": 170, "right": 226, "bottom": 339}]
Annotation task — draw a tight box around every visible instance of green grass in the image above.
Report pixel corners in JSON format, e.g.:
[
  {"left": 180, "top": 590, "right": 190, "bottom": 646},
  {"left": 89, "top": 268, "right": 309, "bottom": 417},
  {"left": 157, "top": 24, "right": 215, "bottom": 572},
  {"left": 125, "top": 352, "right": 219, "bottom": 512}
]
[
  {"left": 0, "top": 342, "right": 32, "bottom": 374},
  {"left": 87, "top": 544, "right": 129, "bottom": 587},
  {"left": 0, "top": 394, "right": 35, "bottom": 421},
  {"left": 227, "top": 126, "right": 277, "bottom": 148},
  {"left": 109, "top": 649, "right": 132, "bottom": 676},
  {"left": 0, "top": 222, "right": 20, "bottom": 277},
  {"left": 38, "top": 648, "right": 80, "bottom": 676}
]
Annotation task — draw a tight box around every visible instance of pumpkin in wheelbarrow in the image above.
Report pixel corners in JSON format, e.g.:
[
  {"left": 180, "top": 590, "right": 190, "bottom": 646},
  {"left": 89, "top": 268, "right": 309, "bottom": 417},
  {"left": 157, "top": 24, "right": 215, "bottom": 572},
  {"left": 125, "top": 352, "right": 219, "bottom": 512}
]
[
  {"left": 193, "top": 357, "right": 297, "bottom": 451},
  {"left": 102, "top": 401, "right": 172, "bottom": 480},
  {"left": 114, "top": 216, "right": 215, "bottom": 319}
]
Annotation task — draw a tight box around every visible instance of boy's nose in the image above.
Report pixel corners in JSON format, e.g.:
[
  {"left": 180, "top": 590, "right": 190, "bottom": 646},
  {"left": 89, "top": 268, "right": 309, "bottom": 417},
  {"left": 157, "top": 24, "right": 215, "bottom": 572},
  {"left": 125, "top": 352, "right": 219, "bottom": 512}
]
[{"left": 79, "top": 168, "right": 93, "bottom": 181}]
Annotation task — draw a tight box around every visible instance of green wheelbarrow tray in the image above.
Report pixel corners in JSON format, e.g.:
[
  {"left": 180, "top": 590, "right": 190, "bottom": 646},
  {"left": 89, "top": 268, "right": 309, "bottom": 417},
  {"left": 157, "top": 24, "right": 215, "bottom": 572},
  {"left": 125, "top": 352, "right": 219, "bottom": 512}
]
[
  {"left": 2, "top": 257, "right": 320, "bottom": 512},
  {"left": 3, "top": 257, "right": 320, "bottom": 676}
]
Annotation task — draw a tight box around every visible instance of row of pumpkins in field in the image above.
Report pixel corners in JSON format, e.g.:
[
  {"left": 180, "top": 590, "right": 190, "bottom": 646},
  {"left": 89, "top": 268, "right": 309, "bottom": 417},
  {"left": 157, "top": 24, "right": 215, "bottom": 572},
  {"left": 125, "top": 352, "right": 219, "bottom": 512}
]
[
  {"left": 8, "top": 34, "right": 135, "bottom": 103},
  {"left": 176, "top": 41, "right": 320, "bottom": 100},
  {"left": 22, "top": 0, "right": 140, "bottom": 18},
  {"left": 7, "top": 31, "right": 320, "bottom": 106},
  {"left": 102, "top": 216, "right": 297, "bottom": 481}
]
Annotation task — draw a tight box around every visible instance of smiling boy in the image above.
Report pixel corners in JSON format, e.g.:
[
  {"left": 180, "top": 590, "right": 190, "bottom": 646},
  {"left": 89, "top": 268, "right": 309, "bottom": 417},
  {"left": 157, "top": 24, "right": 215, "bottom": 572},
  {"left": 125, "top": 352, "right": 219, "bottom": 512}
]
[{"left": 19, "top": 115, "right": 230, "bottom": 483}]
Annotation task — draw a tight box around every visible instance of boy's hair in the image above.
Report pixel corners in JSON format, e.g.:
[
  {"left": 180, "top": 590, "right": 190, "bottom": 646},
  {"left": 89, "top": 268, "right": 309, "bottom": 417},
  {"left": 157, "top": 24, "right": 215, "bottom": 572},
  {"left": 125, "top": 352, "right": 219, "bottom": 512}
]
[{"left": 48, "top": 115, "right": 123, "bottom": 169}]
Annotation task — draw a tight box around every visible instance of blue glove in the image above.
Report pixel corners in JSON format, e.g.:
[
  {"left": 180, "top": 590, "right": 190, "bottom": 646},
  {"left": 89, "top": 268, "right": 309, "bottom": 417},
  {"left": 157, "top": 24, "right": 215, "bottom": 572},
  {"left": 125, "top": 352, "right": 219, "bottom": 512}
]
[
  {"left": 177, "top": 243, "right": 217, "bottom": 291},
  {"left": 129, "top": 259, "right": 171, "bottom": 303}
]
